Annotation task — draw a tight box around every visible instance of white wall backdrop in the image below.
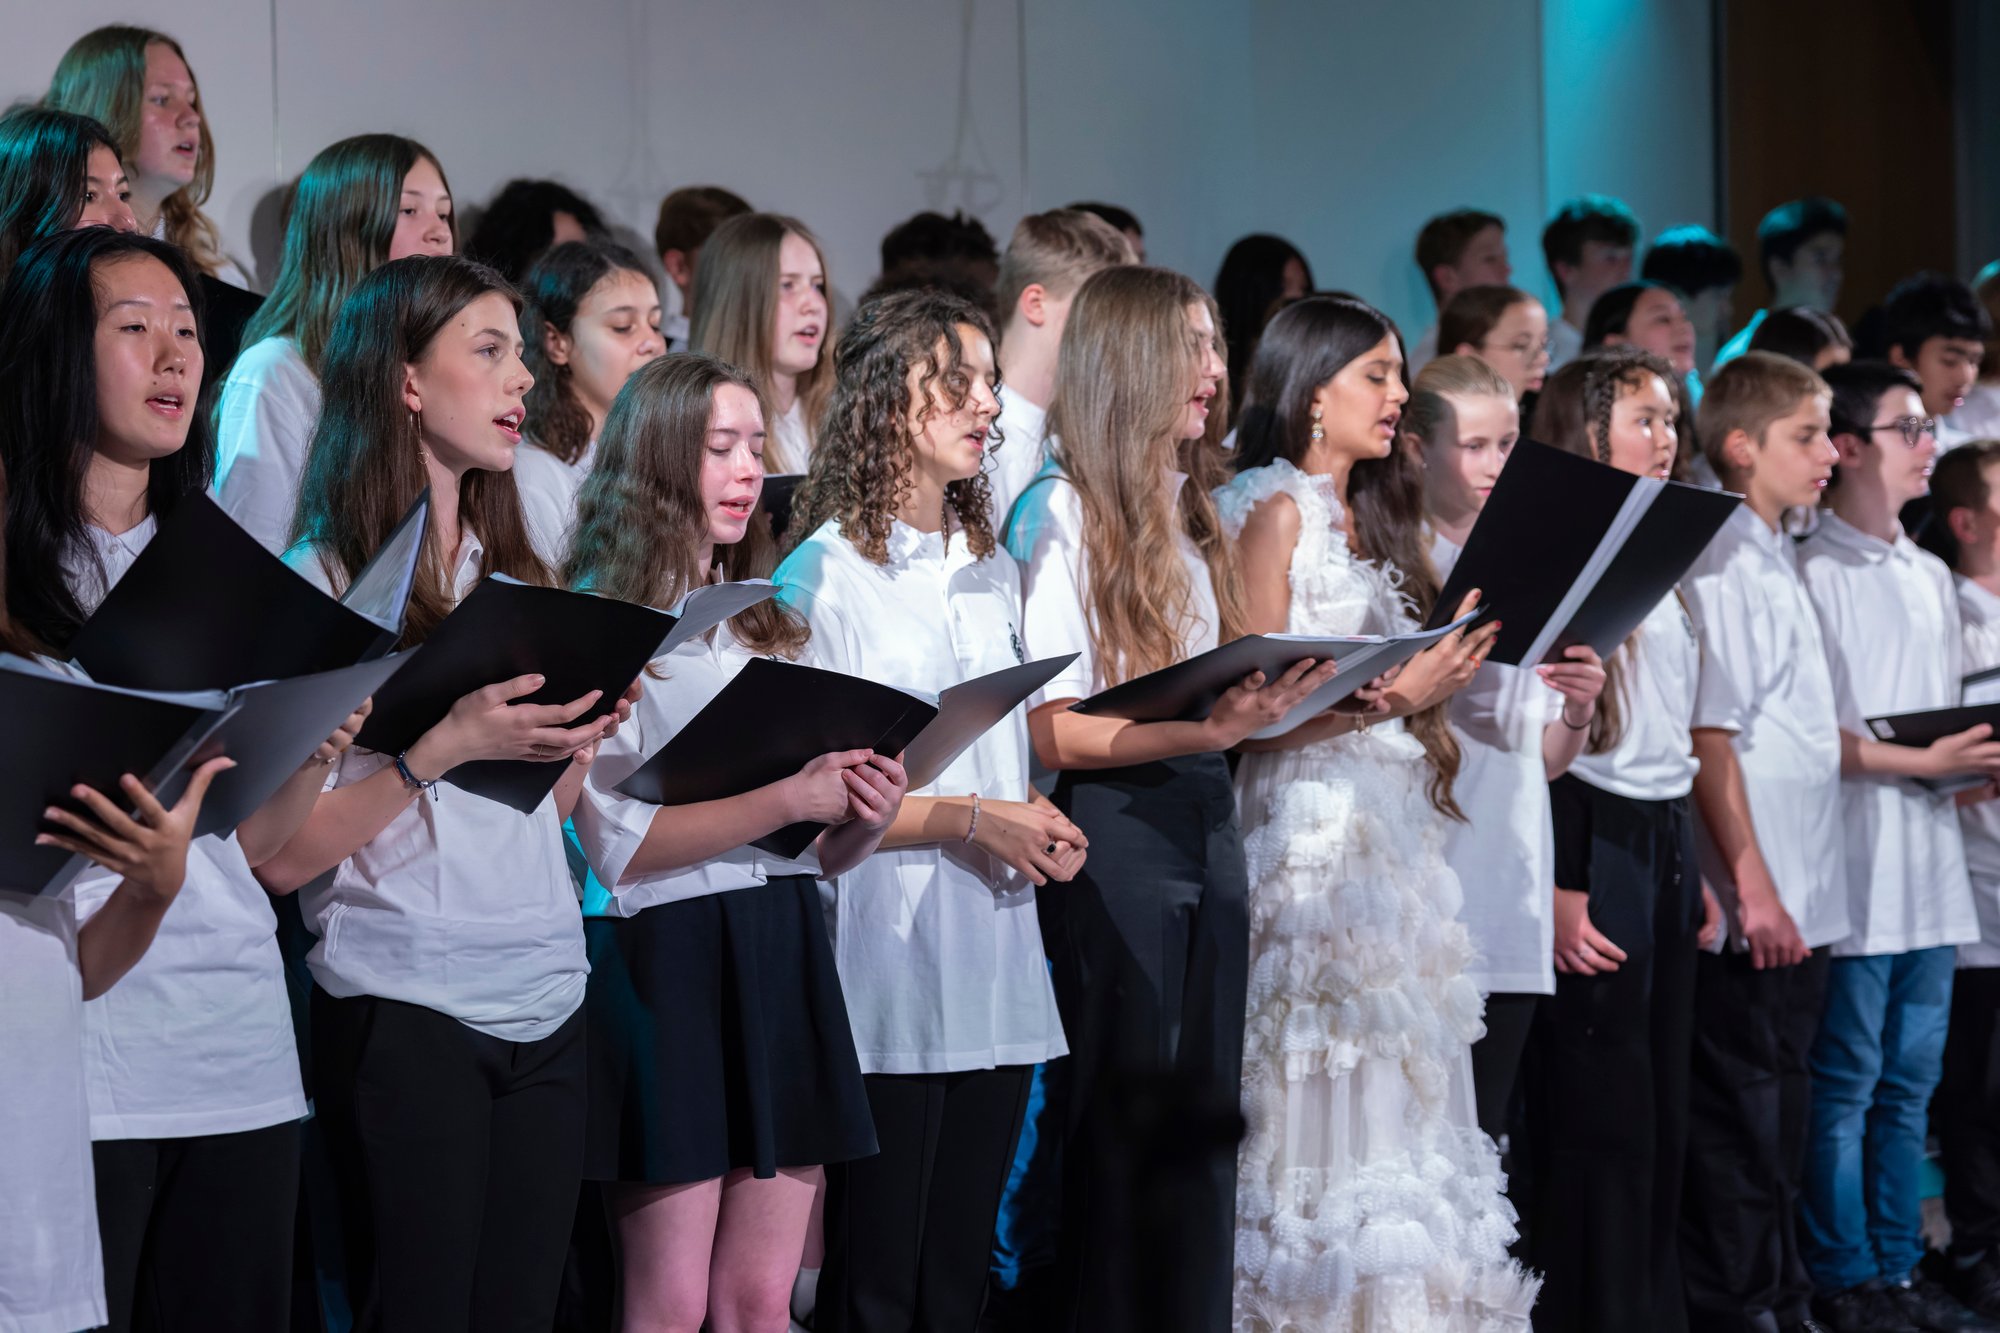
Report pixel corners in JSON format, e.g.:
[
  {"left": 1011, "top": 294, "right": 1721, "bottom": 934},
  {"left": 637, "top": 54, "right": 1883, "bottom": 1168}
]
[{"left": 0, "top": 0, "right": 1715, "bottom": 336}]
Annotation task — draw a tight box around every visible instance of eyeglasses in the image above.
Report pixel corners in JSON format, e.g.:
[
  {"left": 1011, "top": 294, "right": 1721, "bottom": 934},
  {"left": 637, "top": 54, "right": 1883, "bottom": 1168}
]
[{"left": 1869, "top": 416, "right": 1938, "bottom": 448}]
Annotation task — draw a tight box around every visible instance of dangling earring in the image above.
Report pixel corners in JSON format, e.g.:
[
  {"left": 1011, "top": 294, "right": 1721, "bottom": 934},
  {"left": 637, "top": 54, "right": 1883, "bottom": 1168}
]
[
  {"left": 412, "top": 409, "right": 428, "bottom": 465},
  {"left": 1309, "top": 406, "right": 1325, "bottom": 443}
]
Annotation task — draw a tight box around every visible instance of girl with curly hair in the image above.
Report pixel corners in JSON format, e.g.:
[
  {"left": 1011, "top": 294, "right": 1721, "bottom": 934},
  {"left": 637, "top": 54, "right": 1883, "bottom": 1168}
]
[
  {"left": 1003, "top": 265, "right": 1334, "bottom": 1332},
  {"left": 775, "top": 289, "right": 1084, "bottom": 1330},
  {"left": 565, "top": 352, "right": 903, "bottom": 1333},
  {"left": 1518, "top": 346, "right": 1712, "bottom": 1330}
]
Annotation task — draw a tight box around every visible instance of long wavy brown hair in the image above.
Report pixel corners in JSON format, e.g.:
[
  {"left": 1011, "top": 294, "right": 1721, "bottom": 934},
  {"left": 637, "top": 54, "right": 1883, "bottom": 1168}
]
[
  {"left": 688, "top": 213, "right": 833, "bottom": 474},
  {"left": 1043, "top": 265, "right": 1246, "bottom": 687},
  {"left": 46, "top": 26, "right": 229, "bottom": 279},
  {"left": 290, "top": 256, "right": 546, "bottom": 646},
  {"left": 1236, "top": 296, "right": 1464, "bottom": 817},
  {"left": 788, "top": 288, "right": 1000, "bottom": 563},
  {"left": 564, "top": 353, "right": 806, "bottom": 657},
  {"left": 1530, "top": 346, "right": 1682, "bottom": 754}
]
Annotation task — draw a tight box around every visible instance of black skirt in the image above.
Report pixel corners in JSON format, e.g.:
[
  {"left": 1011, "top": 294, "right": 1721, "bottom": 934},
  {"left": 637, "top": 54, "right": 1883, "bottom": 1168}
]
[{"left": 582, "top": 873, "right": 877, "bottom": 1185}]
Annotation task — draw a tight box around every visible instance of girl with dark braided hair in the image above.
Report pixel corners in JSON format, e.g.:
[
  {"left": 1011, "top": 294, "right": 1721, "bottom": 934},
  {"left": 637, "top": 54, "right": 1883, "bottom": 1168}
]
[{"left": 1517, "top": 346, "right": 1716, "bottom": 1330}]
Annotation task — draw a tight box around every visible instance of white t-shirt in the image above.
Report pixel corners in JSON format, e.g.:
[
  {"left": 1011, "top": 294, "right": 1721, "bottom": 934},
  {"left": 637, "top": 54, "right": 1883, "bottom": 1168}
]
[
  {"left": 513, "top": 438, "right": 596, "bottom": 570},
  {"left": 1800, "top": 515, "right": 1979, "bottom": 957},
  {"left": 776, "top": 518, "right": 1068, "bottom": 1074},
  {"left": 573, "top": 619, "right": 821, "bottom": 914},
  {"left": 769, "top": 399, "right": 812, "bottom": 476},
  {"left": 1547, "top": 318, "right": 1584, "bottom": 372},
  {"left": 1683, "top": 505, "right": 1850, "bottom": 951},
  {"left": 214, "top": 337, "right": 322, "bottom": 555},
  {"left": 1954, "top": 576, "right": 2000, "bottom": 968},
  {"left": 1005, "top": 465, "right": 1221, "bottom": 703},
  {"left": 1407, "top": 323, "right": 1440, "bottom": 376},
  {"left": 0, "top": 891, "right": 105, "bottom": 1333},
  {"left": 1432, "top": 532, "right": 1558, "bottom": 996},
  {"left": 987, "top": 387, "right": 1050, "bottom": 539},
  {"left": 1566, "top": 592, "right": 1701, "bottom": 801},
  {"left": 287, "top": 531, "right": 589, "bottom": 1041},
  {"left": 1946, "top": 384, "right": 2000, "bottom": 446},
  {"left": 64, "top": 521, "right": 305, "bottom": 1141}
]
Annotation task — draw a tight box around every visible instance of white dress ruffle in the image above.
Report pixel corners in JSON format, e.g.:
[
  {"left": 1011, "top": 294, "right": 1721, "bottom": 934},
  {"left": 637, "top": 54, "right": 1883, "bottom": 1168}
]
[{"left": 1219, "top": 460, "right": 1538, "bottom": 1332}]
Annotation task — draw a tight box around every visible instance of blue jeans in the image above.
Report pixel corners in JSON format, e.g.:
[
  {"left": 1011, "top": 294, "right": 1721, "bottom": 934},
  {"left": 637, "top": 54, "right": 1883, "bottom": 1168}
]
[{"left": 1800, "top": 946, "right": 1957, "bottom": 1292}]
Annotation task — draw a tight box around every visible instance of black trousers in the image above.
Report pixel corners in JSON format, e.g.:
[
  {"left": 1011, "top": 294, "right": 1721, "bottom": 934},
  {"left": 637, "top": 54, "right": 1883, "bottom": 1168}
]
[
  {"left": 91, "top": 1119, "right": 300, "bottom": 1333},
  {"left": 1470, "top": 991, "right": 1540, "bottom": 1149},
  {"left": 820, "top": 1066, "right": 1034, "bottom": 1333},
  {"left": 311, "top": 989, "right": 588, "bottom": 1333},
  {"left": 1034, "top": 753, "right": 1249, "bottom": 1333},
  {"left": 1939, "top": 965, "right": 2000, "bottom": 1257},
  {"left": 1680, "top": 946, "right": 1832, "bottom": 1331},
  {"left": 1519, "top": 780, "right": 1700, "bottom": 1333}
]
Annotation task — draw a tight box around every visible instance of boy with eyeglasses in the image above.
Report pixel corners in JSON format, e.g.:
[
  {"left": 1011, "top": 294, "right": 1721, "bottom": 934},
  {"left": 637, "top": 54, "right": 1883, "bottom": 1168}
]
[
  {"left": 1795, "top": 361, "right": 1996, "bottom": 1333},
  {"left": 1875, "top": 273, "right": 1993, "bottom": 449}
]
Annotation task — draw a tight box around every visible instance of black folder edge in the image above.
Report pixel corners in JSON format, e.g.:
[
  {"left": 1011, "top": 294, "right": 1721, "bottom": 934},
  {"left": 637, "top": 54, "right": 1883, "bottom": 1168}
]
[
  {"left": 657, "top": 581, "right": 779, "bottom": 658},
  {"left": 0, "top": 655, "right": 233, "bottom": 897},
  {"left": 1865, "top": 701, "right": 2000, "bottom": 795},
  {"left": 1247, "top": 614, "right": 1479, "bottom": 739},
  {"left": 337, "top": 489, "right": 431, "bottom": 643},
  {"left": 901, "top": 653, "right": 1080, "bottom": 790}
]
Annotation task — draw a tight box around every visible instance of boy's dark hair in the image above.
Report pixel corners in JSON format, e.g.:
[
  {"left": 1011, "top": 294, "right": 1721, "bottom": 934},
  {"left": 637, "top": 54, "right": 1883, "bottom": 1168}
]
[
  {"left": 1641, "top": 225, "right": 1743, "bottom": 299},
  {"left": 1756, "top": 196, "right": 1847, "bottom": 288},
  {"left": 1820, "top": 360, "right": 1923, "bottom": 442},
  {"left": 1749, "top": 306, "right": 1853, "bottom": 367},
  {"left": 652, "top": 185, "right": 751, "bottom": 260},
  {"left": 463, "top": 178, "right": 605, "bottom": 285},
  {"left": 1921, "top": 438, "right": 2000, "bottom": 567},
  {"left": 1541, "top": 195, "right": 1640, "bottom": 298},
  {"left": 879, "top": 210, "right": 998, "bottom": 277},
  {"left": 1414, "top": 209, "right": 1505, "bottom": 301},
  {"left": 1878, "top": 272, "right": 1993, "bottom": 360},
  {"left": 1067, "top": 201, "right": 1142, "bottom": 237}
]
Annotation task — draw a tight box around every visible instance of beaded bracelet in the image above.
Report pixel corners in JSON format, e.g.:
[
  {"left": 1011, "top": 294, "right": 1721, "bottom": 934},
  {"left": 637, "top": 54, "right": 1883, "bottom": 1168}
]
[
  {"left": 963, "top": 792, "right": 982, "bottom": 843},
  {"left": 395, "top": 751, "right": 440, "bottom": 801}
]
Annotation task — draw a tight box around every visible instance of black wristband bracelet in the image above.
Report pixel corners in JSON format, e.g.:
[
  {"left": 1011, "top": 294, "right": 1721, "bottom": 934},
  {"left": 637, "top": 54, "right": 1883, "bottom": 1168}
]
[{"left": 395, "top": 751, "right": 440, "bottom": 801}]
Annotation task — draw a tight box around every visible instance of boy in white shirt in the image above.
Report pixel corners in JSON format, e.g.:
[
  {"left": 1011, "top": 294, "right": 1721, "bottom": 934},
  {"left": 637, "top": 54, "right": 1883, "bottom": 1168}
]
[
  {"left": 1407, "top": 208, "right": 1513, "bottom": 374},
  {"left": 1540, "top": 195, "right": 1639, "bottom": 370},
  {"left": 1927, "top": 440, "right": 2000, "bottom": 1322},
  {"left": 985, "top": 209, "right": 1133, "bottom": 529},
  {"left": 1797, "top": 361, "right": 1995, "bottom": 1332},
  {"left": 1678, "top": 352, "right": 1848, "bottom": 1333}
]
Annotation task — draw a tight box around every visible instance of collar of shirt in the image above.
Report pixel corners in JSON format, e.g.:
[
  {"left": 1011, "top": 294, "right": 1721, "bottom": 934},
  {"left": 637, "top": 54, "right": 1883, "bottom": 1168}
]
[
  {"left": 63, "top": 514, "right": 159, "bottom": 613},
  {"left": 998, "top": 387, "right": 1046, "bottom": 445},
  {"left": 1814, "top": 510, "right": 1915, "bottom": 565},
  {"left": 1726, "top": 501, "right": 1796, "bottom": 565},
  {"left": 1961, "top": 574, "right": 2000, "bottom": 621},
  {"left": 448, "top": 526, "right": 488, "bottom": 600}
]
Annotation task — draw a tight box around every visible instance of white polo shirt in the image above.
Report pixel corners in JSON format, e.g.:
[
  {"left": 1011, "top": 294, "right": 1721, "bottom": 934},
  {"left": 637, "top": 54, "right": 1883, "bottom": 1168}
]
[
  {"left": 0, "top": 891, "right": 105, "bottom": 1333},
  {"left": 775, "top": 518, "right": 1067, "bottom": 1074},
  {"left": 288, "top": 531, "right": 589, "bottom": 1042},
  {"left": 573, "top": 619, "right": 820, "bottom": 914},
  {"left": 1800, "top": 515, "right": 1978, "bottom": 957},
  {"left": 214, "top": 337, "right": 323, "bottom": 555},
  {"left": 1566, "top": 593, "right": 1702, "bottom": 802},
  {"left": 1433, "top": 532, "right": 1558, "bottom": 996},
  {"left": 1683, "top": 505, "right": 1850, "bottom": 950},
  {"left": 1956, "top": 576, "right": 2000, "bottom": 968},
  {"left": 513, "top": 438, "right": 596, "bottom": 570},
  {"left": 65, "top": 522, "right": 305, "bottom": 1141},
  {"left": 987, "top": 387, "right": 1050, "bottom": 539},
  {"left": 1005, "top": 464, "right": 1221, "bottom": 703}
]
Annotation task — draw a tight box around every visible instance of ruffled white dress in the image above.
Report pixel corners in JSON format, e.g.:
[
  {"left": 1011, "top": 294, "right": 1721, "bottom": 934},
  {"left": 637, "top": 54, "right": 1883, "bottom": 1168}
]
[{"left": 1218, "top": 459, "right": 1538, "bottom": 1332}]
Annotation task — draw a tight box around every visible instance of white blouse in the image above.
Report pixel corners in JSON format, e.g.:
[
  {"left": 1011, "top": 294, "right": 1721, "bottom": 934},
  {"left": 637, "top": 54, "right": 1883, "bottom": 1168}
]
[
  {"left": 0, "top": 891, "right": 105, "bottom": 1333},
  {"left": 513, "top": 438, "right": 596, "bottom": 570},
  {"left": 1801, "top": 515, "right": 1979, "bottom": 958},
  {"left": 769, "top": 399, "right": 813, "bottom": 476},
  {"left": 287, "top": 530, "right": 589, "bottom": 1042},
  {"left": 214, "top": 337, "right": 323, "bottom": 555},
  {"left": 1005, "top": 463, "right": 1221, "bottom": 704},
  {"left": 572, "top": 618, "right": 821, "bottom": 916},
  {"left": 1565, "top": 593, "right": 1702, "bottom": 802},
  {"left": 775, "top": 518, "right": 1067, "bottom": 1074},
  {"left": 986, "top": 387, "right": 1050, "bottom": 539},
  {"left": 1955, "top": 576, "right": 2000, "bottom": 969},
  {"left": 1432, "top": 531, "right": 1559, "bottom": 997},
  {"left": 66, "top": 521, "right": 305, "bottom": 1140}
]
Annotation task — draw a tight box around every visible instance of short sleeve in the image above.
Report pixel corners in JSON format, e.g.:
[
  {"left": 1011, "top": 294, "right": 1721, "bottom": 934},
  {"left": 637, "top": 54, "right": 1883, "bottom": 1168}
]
[
  {"left": 1007, "top": 481, "right": 1094, "bottom": 704},
  {"left": 1685, "top": 574, "right": 1756, "bottom": 735},
  {"left": 572, "top": 694, "right": 657, "bottom": 891},
  {"left": 1798, "top": 556, "right": 1866, "bottom": 735},
  {"left": 214, "top": 341, "right": 317, "bottom": 555}
]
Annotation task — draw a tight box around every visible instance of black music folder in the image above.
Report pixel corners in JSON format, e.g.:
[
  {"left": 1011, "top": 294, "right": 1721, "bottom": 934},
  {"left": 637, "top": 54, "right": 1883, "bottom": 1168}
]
[
  {"left": 353, "top": 576, "right": 674, "bottom": 812},
  {"left": 1424, "top": 441, "right": 1739, "bottom": 666},
  {"left": 614, "top": 656, "right": 940, "bottom": 859},
  {"left": 761, "top": 474, "right": 806, "bottom": 540},
  {"left": 1866, "top": 666, "right": 2000, "bottom": 793},
  {"left": 68, "top": 490, "right": 427, "bottom": 691},
  {"left": 1069, "top": 620, "right": 1473, "bottom": 738}
]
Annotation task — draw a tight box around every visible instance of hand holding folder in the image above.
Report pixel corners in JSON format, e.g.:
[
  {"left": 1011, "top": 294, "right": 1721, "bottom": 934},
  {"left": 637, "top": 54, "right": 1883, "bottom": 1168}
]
[{"left": 615, "top": 653, "right": 1077, "bottom": 859}]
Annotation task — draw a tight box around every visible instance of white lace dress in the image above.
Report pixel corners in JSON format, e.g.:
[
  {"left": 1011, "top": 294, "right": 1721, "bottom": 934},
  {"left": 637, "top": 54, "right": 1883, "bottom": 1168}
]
[{"left": 1218, "top": 459, "right": 1537, "bottom": 1332}]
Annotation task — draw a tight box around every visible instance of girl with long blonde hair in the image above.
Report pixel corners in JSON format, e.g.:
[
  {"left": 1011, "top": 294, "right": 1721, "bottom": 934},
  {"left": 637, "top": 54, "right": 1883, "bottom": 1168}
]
[{"left": 1004, "top": 264, "right": 1333, "bottom": 1332}]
